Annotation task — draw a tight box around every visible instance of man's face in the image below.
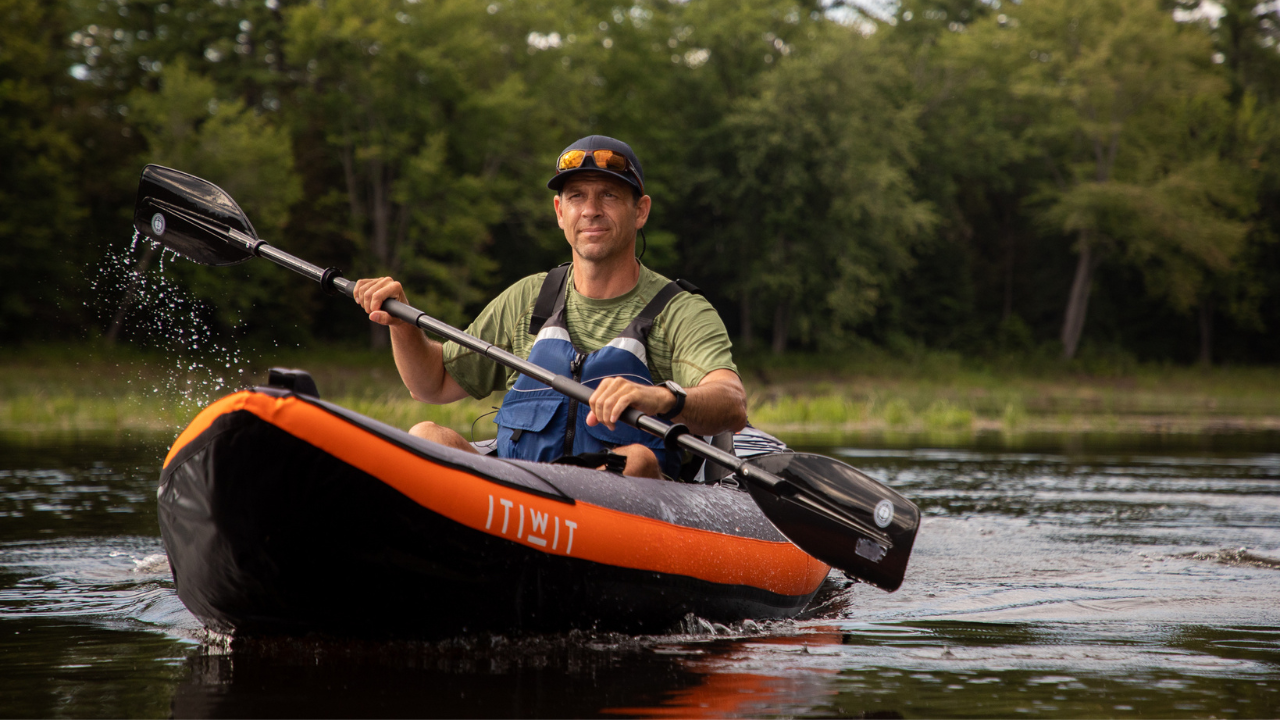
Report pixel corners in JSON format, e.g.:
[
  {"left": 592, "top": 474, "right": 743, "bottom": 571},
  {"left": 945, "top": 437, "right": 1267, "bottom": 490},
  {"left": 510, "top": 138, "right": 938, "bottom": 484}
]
[{"left": 554, "top": 173, "right": 651, "bottom": 264}]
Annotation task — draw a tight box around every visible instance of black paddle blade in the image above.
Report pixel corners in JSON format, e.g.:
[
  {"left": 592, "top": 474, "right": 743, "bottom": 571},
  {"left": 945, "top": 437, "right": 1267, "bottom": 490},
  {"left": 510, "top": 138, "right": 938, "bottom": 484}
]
[
  {"left": 133, "top": 165, "right": 256, "bottom": 266},
  {"left": 745, "top": 453, "right": 919, "bottom": 592}
]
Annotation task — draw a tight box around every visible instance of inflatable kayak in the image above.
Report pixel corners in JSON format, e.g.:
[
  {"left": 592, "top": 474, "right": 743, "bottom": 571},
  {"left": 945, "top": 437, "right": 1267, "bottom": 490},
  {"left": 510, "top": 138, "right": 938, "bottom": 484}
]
[{"left": 158, "top": 381, "right": 831, "bottom": 638}]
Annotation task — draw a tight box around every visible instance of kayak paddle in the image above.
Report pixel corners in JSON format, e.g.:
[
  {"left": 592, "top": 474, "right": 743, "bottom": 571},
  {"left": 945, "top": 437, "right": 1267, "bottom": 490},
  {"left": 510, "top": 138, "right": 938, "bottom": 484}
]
[{"left": 132, "top": 164, "right": 920, "bottom": 592}]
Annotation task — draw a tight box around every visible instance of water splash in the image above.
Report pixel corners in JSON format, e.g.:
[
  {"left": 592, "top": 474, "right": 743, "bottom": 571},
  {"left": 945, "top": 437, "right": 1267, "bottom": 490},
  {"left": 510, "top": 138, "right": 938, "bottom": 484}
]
[
  {"left": 88, "top": 230, "right": 252, "bottom": 424},
  {"left": 1181, "top": 547, "right": 1280, "bottom": 569}
]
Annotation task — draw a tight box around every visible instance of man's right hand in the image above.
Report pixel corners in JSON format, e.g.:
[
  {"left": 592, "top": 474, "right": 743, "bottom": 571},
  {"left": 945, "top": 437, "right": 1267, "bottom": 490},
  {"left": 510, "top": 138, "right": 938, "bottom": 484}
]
[
  {"left": 351, "top": 276, "right": 469, "bottom": 405},
  {"left": 353, "top": 277, "right": 409, "bottom": 328}
]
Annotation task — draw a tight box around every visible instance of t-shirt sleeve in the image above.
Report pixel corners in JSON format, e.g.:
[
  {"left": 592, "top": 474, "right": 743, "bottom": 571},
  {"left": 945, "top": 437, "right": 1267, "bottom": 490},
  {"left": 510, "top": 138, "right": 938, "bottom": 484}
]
[
  {"left": 441, "top": 275, "right": 541, "bottom": 399},
  {"left": 652, "top": 292, "right": 738, "bottom": 388}
]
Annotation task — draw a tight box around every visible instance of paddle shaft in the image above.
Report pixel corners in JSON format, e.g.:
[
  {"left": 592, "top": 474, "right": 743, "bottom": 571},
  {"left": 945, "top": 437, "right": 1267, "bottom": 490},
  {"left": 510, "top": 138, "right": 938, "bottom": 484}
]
[{"left": 226, "top": 229, "right": 785, "bottom": 493}]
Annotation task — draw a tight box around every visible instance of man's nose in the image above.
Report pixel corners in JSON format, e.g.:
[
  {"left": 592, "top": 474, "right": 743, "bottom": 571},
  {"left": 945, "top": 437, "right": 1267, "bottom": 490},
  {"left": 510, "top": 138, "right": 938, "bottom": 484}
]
[{"left": 581, "top": 194, "right": 603, "bottom": 216}]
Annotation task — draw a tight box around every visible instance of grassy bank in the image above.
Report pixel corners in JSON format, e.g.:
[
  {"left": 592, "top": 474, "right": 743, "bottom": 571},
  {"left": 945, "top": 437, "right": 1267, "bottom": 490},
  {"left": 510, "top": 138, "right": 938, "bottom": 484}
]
[
  {"left": 0, "top": 344, "right": 502, "bottom": 440},
  {"left": 2, "top": 343, "right": 1279, "bottom": 443},
  {"left": 741, "top": 351, "right": 1280, "bottom": 438}
]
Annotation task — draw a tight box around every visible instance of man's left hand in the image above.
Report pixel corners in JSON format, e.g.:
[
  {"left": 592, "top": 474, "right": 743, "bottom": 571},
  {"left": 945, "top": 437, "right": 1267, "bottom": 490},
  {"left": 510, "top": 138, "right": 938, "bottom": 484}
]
[{"left": 585, "top": 377, "right": 676, "bottom": 431}]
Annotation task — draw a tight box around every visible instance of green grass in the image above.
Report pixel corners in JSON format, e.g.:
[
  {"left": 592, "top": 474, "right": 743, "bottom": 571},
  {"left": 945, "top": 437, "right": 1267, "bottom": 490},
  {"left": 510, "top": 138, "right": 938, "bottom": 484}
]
[
  {"left": 740, "top": 346, "right": 1280, "bottom": 417},
  {"left": 739, "top": 346, "right": 1280, "bottom": 440},
  {"left": 0, "top": 342, "right": 503, "bottom": 440},
  {"left": 2, "top": 342, "right": 1279, "bottom": 442}
]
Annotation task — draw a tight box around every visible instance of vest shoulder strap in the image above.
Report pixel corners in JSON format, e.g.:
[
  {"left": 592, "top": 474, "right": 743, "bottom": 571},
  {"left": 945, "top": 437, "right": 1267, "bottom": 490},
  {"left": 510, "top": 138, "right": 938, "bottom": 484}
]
[
  {"left": 620, "top": 278, "right": 701, "bottom": 347},
  {"left": 528, "top": 263, "right": 571, "bottom": 335},
  {"left": 633, "top": 278, "right": 700, "bottom": 326}
]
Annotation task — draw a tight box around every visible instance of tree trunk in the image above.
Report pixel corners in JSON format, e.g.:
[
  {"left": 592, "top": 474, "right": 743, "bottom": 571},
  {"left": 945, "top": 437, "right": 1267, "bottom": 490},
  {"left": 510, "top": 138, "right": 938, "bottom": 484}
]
[
  {"left": 1060, "top": 233, "right": 1095, "bottom": 360},
  {"left": 371, "top": 158, "right": 390, "bottom": 269},
  {"left": 366, "top": 156, "right": 394, "bottom": 351},
  {"left": 340, "top": 143, "right": 362, "bottom": 222},
  {"left": 105, "top": 243, "right": 161, "bottom": 345},
  {"left": 1198, "top": 299, "right": 1214, "bottom": 366},
  {"left": 740, "top": 292, "right": 753, "bottom": 351},
  {"left": 771, "top": 300, "right": 790, "bottom": 356},
  {"left": 1002, "top": 257, "right": 1015, "bottom": 324},
  {"left": 1002, "top": 202, "right": 1016, "bottom": 324}
]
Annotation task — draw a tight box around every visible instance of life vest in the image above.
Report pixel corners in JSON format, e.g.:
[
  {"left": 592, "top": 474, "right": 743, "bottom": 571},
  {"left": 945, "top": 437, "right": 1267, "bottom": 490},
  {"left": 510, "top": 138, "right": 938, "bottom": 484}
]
[{"left": 494, "top": 265, "right": 697, "bottom": 479}]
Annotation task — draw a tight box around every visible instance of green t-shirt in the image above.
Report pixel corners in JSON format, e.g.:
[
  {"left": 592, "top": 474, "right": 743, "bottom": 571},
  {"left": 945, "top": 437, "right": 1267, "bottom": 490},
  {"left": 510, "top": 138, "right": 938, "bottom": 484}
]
[{"left": 442, "top": 263, "right": 738, "bottom": 399}]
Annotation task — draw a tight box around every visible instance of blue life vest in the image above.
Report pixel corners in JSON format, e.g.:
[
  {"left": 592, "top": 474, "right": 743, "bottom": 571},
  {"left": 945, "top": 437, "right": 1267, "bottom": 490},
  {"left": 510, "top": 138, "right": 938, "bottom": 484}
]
[{"left": 493, "top": 265, "right": 696, "bottom": 479}]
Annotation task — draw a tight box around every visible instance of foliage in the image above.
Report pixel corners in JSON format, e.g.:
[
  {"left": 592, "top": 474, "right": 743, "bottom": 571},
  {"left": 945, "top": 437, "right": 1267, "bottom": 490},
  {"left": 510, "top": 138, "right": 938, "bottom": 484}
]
[
  {"left": 0, "top": 0, "right": 83, "bottom": 340},
  {"left": 3, "top": 0, "right": 1280, "bottom": 367},
  {"left": 943, "top": 0, "right": 1253, "bottom": 358},
  {"left": 723, "top": 25, "right": 933, "bottom": 351},
  {"left": 285, "top": 0, "right": 554, "bottom": 333},
  {"left": 123, "top": 59, "right": 304, "bottom": 336},
  {"left": 128, "top": 60, "right": 300, "bottom": 229}
]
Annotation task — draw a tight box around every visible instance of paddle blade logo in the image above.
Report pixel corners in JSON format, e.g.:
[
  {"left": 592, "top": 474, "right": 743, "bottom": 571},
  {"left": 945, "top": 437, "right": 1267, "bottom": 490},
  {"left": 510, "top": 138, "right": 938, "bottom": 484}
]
[
  {"left": 874, "top": 499, "right": 894, "bottom": 528},
  {"left": 856, "top": 537, "right": 888, "bottom": 562},
  {"left": 151, "top": 213, "right": 166, "bottom": 236}
]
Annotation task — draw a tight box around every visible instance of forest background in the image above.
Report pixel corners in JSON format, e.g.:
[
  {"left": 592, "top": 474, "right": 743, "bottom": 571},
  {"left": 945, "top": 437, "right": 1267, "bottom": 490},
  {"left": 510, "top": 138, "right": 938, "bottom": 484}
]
[{"left": 4, "top": 0, "right": 1280, "bottom": 435}]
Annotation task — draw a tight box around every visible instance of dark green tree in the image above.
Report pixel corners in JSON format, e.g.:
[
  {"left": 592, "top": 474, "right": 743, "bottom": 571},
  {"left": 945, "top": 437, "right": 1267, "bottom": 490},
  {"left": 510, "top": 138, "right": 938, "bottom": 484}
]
[
  {"left": 1175, "top": 0, "right": 1280, "bottom": 363},
  {"left": 285, "top": 0, "right": 555, "bottom": 346},
  {"left": 958, "top": 0, "right": 1247, "bottom": 359},
  {"left": 0, "top": 0, "right": 84, "bottom": 340},
  {"left": 724, "top": 25, "right": 934, "bottom": 353},
  {"left": 116, "top": 59, "right": 303, "bottom": 337}
]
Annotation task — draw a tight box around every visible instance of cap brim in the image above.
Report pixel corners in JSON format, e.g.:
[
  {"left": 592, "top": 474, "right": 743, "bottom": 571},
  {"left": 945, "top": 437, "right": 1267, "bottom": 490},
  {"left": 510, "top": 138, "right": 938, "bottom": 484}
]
[{"left": 547, "top": 167, "right": 644, "bottom": 195}]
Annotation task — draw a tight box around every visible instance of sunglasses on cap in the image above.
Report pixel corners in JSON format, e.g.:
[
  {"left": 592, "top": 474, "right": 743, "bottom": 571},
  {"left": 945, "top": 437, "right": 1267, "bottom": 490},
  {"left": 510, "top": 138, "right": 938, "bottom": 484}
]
[{"left": 556, "top": 149, "right": 638, "bottom": 179}]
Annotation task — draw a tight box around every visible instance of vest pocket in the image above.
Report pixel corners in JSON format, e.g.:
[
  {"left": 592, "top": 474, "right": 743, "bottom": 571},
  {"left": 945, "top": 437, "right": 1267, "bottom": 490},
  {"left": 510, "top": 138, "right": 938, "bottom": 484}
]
[
  {"left": 495, "top": 394, "right": 561, "bottom": 432},
  {"left": 495, "top": 394, "right": 566, "bottom": 462}
]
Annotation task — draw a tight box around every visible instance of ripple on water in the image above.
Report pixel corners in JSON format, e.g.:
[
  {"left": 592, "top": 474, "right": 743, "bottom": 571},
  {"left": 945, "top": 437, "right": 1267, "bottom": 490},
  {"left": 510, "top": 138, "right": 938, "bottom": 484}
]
[
  {"left": 0, "top": 536, "right": 197, "bottom": 635},
  {"left": 3, "top": 437, "right": 1280, "bottom": 717}
]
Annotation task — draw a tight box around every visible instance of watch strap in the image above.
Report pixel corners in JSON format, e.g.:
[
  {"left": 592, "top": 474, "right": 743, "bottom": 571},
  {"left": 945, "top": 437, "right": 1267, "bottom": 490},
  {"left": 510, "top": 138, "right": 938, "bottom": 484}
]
[{"left": 659, "top": 381, "right": 686, "bottom": 420}]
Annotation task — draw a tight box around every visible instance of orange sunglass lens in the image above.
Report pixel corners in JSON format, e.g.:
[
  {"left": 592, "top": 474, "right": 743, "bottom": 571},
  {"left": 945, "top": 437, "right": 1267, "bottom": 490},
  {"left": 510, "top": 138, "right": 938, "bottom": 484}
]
[
  {"left": 557, "top": 150, "right": 587, "bottom": 172},
  {"left": 592, "top": 150, "right": 628, "bottom": 171}
]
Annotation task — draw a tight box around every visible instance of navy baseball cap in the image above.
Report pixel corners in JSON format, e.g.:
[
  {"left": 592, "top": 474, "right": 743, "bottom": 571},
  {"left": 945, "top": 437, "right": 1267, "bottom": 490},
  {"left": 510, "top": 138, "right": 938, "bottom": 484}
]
[{"left": 547, "top": 135, "right": 645, "bottom": 195}]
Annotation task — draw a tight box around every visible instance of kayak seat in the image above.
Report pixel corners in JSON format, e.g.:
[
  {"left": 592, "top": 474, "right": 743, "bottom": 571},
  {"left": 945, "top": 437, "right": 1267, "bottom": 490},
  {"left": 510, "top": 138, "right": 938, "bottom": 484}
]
[{"left": 683, "top": 424, "right": 790, "bottom": 485}]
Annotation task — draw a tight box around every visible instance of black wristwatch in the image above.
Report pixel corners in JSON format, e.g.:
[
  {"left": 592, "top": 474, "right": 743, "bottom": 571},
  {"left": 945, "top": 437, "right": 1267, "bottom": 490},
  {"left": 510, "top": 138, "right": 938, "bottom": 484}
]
[{"left": 658, "top": 380, "right": 686, "bottom": 420}]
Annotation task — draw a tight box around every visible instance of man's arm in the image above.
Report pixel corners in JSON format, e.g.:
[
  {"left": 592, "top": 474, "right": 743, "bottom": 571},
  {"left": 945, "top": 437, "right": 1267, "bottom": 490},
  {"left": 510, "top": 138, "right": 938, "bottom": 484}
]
[
  {"left": 585, "top": 369, "right": 747, "bottom": 437},
  {"left": 353, "top": 277, "right": 470, "bottom": 405},
  {"left": 669, "top": 369, "right": 748, "bottom": 435}
]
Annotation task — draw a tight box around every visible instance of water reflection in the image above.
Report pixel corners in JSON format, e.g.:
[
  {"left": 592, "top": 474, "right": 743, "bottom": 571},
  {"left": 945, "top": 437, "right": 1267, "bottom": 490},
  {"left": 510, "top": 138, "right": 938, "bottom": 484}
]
[
  {"left": 167, "top": 633, "right": 707, "bottom": 718},
  {"left": 0, "top": 434, "right": 164, "bottom": 542},
  {"left": 2, "top": 617, "right": 191, "bottom": 718},
  {"left": 1, "top": 434, "right": 1278, "bottom": 718}
]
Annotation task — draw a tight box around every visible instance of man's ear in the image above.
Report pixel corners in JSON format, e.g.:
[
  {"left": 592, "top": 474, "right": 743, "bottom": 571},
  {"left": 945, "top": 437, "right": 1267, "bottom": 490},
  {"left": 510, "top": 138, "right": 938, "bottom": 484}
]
[
  {"left": 635, "top": 194, "right": 652, "bottom": 229},
  {"left": 554, "top": 193, "right": 565, "bottom": 229}
]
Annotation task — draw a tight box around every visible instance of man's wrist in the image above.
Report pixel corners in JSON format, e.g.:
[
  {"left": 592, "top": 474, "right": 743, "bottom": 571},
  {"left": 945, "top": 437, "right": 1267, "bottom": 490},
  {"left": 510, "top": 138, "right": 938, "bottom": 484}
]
[
  {"left": 658, "top": 386, "right": 677, "bottom": 414},
  {"left": 658, "top": 380, "right": 686, "bottom": 420}
]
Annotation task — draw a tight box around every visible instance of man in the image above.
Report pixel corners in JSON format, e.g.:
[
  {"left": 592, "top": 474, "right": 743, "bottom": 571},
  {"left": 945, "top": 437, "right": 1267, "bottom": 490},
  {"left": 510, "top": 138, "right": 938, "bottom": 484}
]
[{"left": 354, "top": 135, "right": 746, "bottom": 479}]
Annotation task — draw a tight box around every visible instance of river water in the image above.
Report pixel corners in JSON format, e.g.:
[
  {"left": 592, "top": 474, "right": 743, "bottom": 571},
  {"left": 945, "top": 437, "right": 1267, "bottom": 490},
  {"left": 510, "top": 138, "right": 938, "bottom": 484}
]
[{"left": 1, "top": 429, "right": 1277, "bottom": 718}]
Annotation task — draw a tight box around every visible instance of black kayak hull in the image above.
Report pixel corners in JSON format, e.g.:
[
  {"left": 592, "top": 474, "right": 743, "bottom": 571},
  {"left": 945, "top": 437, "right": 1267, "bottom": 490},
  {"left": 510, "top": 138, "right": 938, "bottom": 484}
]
[{"left": 158, "top": 388, "right": 830, "bottom": 638}]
